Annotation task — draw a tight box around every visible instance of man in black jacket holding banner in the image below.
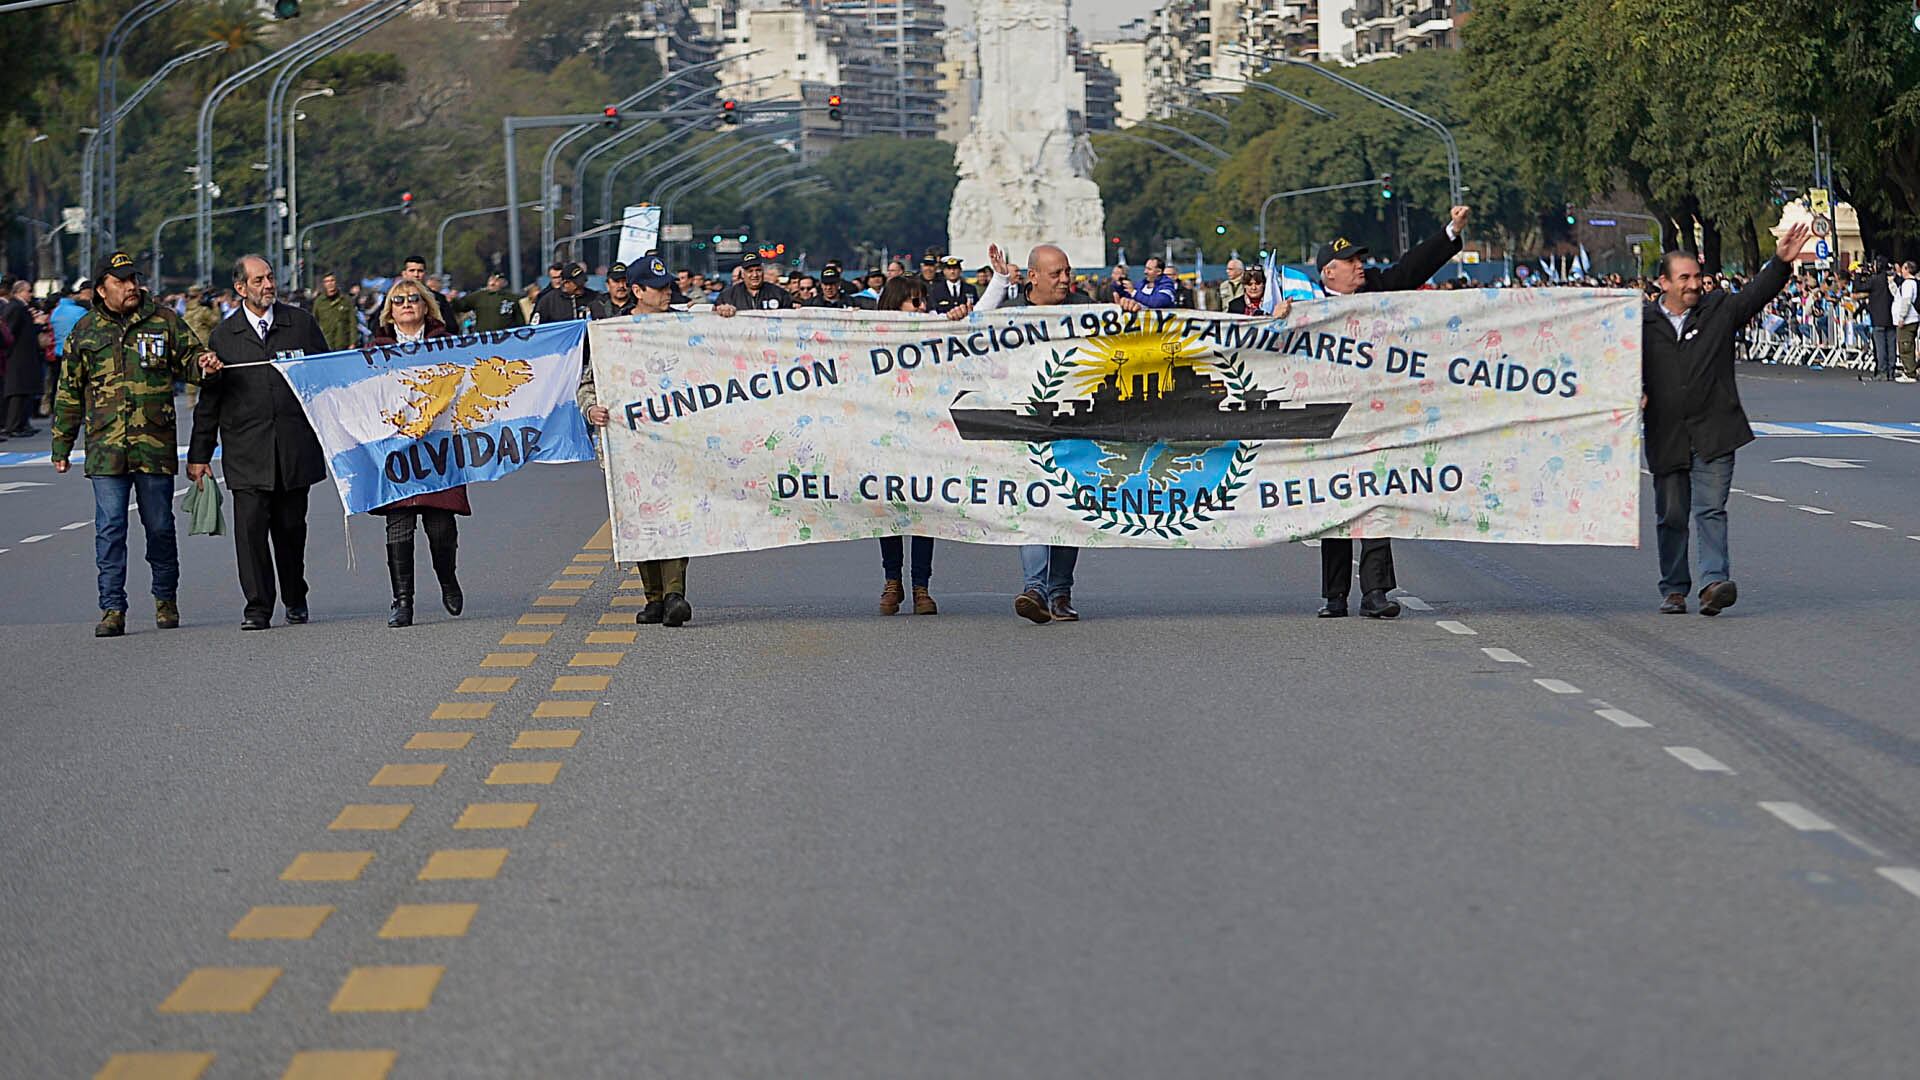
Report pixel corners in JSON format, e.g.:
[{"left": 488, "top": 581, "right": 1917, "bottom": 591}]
[
  {"left": 1642, "top": 223, "right": 1809, "bottom": 616},
  {"left": 1314, "top": 205, "right": 1470, "bottom": 619}
]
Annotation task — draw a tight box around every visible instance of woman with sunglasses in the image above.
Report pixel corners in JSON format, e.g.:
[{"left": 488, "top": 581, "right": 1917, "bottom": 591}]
[
  {"left": 371, "top": 281, "right": 469, "bottom": 627},
  {"left": 871, "top": 275, "right": 938, "bottom": 615}
]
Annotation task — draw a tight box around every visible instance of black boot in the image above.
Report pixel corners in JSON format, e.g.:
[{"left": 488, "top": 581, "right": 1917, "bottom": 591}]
[
  {"left": 428, "top": 531, "right": 463, "bottom": 616},
  {"left": 386, "top": 540, "right": 415, "bottom": 627},
  {"left": 662, "top": 592, "right": 692, "bottom": 627}
]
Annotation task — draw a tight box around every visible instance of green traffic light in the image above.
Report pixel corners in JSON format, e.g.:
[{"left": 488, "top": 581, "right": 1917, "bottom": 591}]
[
  {"left": 1214, "top": 224, "right": 1226, "bottom": 235},
  {"left": 711, "top": 235, "right": 722, "bottom": 244},
  {"left": 738, "top": 234, "right": 748, "bottom": 243},
  {"left": 273, "top": 0, "right": 300, "bottom": 17}
]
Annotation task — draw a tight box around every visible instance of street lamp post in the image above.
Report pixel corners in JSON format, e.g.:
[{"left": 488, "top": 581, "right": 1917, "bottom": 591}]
[
  {"left": 153, "top": 202, "right": 269, "bottom": 284},
  {"left": 1090, "top": 132, "right": 1220, "bottom": 176},
  {"left": 286, "top": 87, "right": 334, "bottom": 288},
  {"left": 436, "top": 200, "right": 540, "bottom": 281},
  {"left": 1257, "top": 177, "right": 1390, "bottom": 253},
  {"left": 87, "top": 0, "right": 186, "bottom": 270},
  {"left": 299, "top": 200, "right": 418, "bottom": 292}
]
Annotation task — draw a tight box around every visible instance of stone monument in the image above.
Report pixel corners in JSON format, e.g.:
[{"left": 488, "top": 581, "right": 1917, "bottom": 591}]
[{"left": 947, "top": 0, "right": 1106, "bottom": 269}]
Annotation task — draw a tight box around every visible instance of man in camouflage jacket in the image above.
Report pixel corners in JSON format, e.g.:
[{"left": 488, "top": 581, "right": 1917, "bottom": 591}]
[{"left": 50, "top": 252, "right": 215, "bottom": 637}]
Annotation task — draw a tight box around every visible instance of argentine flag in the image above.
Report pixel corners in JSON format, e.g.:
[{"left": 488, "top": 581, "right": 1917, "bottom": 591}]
[{"left": 271, "top": 321, "right": 595, "bottom": 515}]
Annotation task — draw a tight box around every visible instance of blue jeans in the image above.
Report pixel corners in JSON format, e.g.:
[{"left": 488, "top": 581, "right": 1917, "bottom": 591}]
[
  {"left": 92, "top": 473, "right": 179, "bottom": 612},
  {"left": 1653, "top": 451, "right": 1733, "bottom": 598},
  {"left": 878, "top": 535, "right": 934, "bottom": 587},
  {"left": 1020, "top": 544, "right": 1078, "bottom": 600}
]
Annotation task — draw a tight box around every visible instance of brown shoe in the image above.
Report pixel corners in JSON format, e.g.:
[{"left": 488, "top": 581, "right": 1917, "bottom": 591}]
[
  {"left": 155, "top": 599, "right": 181, "bottom": 629},
  {"left": 879, "top": 579, "right": 905, "bottom": 615},
  {"left": 95, "top": 610, "right": 126, "bottom": 638},
  {"left": 1699, "top": 580, "right": 1738, "bottom": 616},
  {"left": 1049, "top": 592, "right": 1079, "bottom": 621},
  {"left": 1659, "top": 593, "right": 1686, "bottom": 614},
  {"left": 912, "top": 586, "right": 938, "bottom": 615},
  {"left": 1014, "top": 589, "right": 1052, "bottom": 624}
]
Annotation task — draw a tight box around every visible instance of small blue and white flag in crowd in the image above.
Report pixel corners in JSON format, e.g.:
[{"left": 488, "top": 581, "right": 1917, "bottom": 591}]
[{"left": 271, "top": 322, "right": 594, "bottom": 515}]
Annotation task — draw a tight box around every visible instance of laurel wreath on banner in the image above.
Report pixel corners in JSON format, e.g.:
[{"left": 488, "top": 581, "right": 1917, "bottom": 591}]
[
  {"left": 1023, "top": 346, "right": 1080, "bottom": 413},
  {"left": 1027, "top": 439, "right": 1257, "bottom": 540},
  {"left": 1207, "top": 351, "right": 1260, "bottom": 400}
]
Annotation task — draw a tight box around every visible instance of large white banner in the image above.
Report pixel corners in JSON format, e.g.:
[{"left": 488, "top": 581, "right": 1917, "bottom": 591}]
[
  {"left": 614, "top": 205, "right": 661, "bottom": 268},
  {"left": 588, "top": 292, "right": 1643, "bottom": 563}
]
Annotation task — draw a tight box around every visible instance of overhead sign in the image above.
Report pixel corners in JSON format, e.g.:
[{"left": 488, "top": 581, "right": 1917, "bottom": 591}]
[
  {"left": 615, "top": 204, "right": 661, "bottom": 267},
  {"left": 715, "top": 238, "right": 743, "bottom": 254},
  {"left": 587, "top": 292, "right": 1644, "bottom": 562},
  {"left": 660, "top": 223, "right": 694, "bottom": 243},
  {"left": 1587, "top": 218, "right": 1617, "bottom": 227}
]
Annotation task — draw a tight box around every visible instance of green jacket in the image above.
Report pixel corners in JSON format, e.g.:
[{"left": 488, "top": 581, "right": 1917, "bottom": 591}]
[
  {"left": 453, "top": 288, "right": 526, "bottom": 332},
  {"left": 313, "top": 291, "right": 359, "bottom": 351},
  {"left": 51, "top": 294, "right": 206, "bottom": 476},
  {"left": 182, "top": 300, "right": 220, "bottom": 347}
]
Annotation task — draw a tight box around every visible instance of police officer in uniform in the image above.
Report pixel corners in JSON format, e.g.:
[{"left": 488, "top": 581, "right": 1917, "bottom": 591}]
[
  {"left": 188, "top": 254, "right": 331, "bottom": 631},
  {"left": 532, "top": 262, "right": 611, "bottom": 324},
  {"left": 714, "top": 252, "right": 793, "bottom": 310},
  {"left": 929, "top": 255, "right": 978, "bottom": 315},
  {"left": 451, "top": 272, "right": 526, "bottom": 332},
  {"left": 50, "top": 252, "right": 217, "bottom": 636},
  {"left": 806, "top": 265, "right": 856, "bottom": 309},
  {"left": 1313, "top": 205, "right": 1470, "bottom": 619},
  {"left": 605, "top": 262, "right": 637, "bottom": 316}
]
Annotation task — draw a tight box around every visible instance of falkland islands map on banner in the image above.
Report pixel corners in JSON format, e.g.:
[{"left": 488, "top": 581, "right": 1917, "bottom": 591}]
[
  {"left": 588, "top": 292, "right": 1643, "bottom": 564},
  {"left": 272, "top": 322, "right": 595, "bottom": 515}
]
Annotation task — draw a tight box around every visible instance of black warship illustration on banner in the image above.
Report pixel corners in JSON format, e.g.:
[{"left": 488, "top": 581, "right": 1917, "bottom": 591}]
[{"left": 949, "top": 333, "right": 1348, "bottom": 443}]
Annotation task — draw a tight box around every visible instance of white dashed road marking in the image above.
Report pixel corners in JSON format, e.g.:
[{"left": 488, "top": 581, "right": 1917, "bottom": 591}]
[
  {"left": 1394, "top": 594, "right": 1433, "bottom": 611},
  {"left": 1533, "top": 679, "right": 1582, "bottom": 695},
  {"left": 60, "top": 521, "right": 88, "bottom": 531},
  {"left": 1796, "top": 505, "right": 1833, "bottom": 515},
  {"left": 1436, "top": 621, "right": 1476, "bottom": 636},
  {"left": 1595, "top": 707, "right": 1651, "bottom": 729},
  {"left": 1481, "top": 647, "right": 1529, "bottom": 665},
  {"left": 1876, "top": 868, "right": 1920, "bottom": 900},
  {"left": 20, "top": 534, "right": 51, "bottom": 543},
  {"left": 1758, "top": 802, "right": 1836, "bottom": 832},
  {"left": 1665, "top": 746, "right": 1735, "bottom": 773},
  {"left": 1747, "top": 493, "right": 1785, "bottom": 502},
  {"left": 1851, "top": 520, "right": 1890, "bottom": 529}
]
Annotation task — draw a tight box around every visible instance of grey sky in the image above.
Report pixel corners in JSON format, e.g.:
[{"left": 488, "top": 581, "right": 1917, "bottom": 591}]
[{"left": 940, "top": 0, "right": 1157, "bottom": 40}]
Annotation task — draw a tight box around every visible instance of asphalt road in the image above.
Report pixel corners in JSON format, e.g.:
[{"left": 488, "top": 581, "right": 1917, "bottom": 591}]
[{"left": 4, "top": 362, "right": 1920, "bottom": 1079}]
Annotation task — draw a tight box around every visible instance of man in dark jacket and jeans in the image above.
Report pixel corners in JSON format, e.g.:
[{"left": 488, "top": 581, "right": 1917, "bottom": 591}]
[{"left": 1643, "top": 223, "right": 1810, "bottom": 616}]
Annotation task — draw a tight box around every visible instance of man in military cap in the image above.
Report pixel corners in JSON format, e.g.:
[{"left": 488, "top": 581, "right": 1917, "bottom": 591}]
[
  {"left": 605, "top": 262, "right": 637, "bottom": 316},
  {"left": 451, "top": 272, "right": 526, "bottom": 332},
  {"left": 929, "top": 255, "right": 977, "bottom": 315},
  {"left": 852, "top": 268, "right": 884, "bottom": 310},
  {"left": 714, "top": 252, "right": 794, "bottom": 311},
  {"left": 806, "top": 265, "right": 856, "bottom": 309},
  {"left": 919, "top": 252, "right": 940, "bottom": 287},
  {"left": 532, "top": 262, "right": 611, "bottom": 324},
  {"left": 50, "top": 252, "right": 217, "bottom": 637},
  {"left": 313, "top": 271, "right": 359, "bottom": 351}
]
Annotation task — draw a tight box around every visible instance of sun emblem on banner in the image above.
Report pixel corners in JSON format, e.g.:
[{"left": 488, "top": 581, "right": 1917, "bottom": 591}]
[{"left": 381, "top": 356, "right": 536, "bottom": 438}]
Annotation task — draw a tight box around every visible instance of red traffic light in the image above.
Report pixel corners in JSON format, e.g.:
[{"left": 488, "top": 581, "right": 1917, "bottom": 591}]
[
  {"left": 826, "top": 95, "right": 841, "bottom": 107},
  {"left": 604, "top": 105, "right": 618, "bottom": 117},
  {"left": 400, "top": 191, "right": 413, "bottom": 204},
  {"left": 722, "top": 100, "right": 736, "bottom": 110},
  {"left": 722, "top": 99, "right": 739, "bottom": 126}
]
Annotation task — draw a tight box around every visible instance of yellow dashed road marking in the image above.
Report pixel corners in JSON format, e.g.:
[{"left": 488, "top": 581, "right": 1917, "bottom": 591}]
[
  {"left": 457, "top": 676, "right": 518, "bottom": 693},
  {"left": 418, "top": 849, "right": 509, "bottom": 881},
  {"left": 370, "top": 763, "right": 445, "bottom": 787},
  {"left": 548, "top": 579, "right": 592, "bottom": 591},
  {"left": 499, "top": 631, "right": 553, "bottom": 645},
  {"left": 229, "top": 905, "right": 333, "bottom": 941},
  {"left": 428, "top": 702, "right": 492, "bottom": 722},
  {"left": 572, "top": 552, "right": 609, "bottom": 563},
  {"left": 95, "top": 1051, "right": 216, "bottom": 1079},
  {"left": 406, "top": 731, "right": 475, "bottom": 749},
  {"left": 533, "top": 700, "right": 595, "bottom": 719},
  {"left": 598, "top": 612, "right": 636, "bottom": 625},
  {"left": 608, "top": 595, "right": 649, "bottom": 608},
  {"left": 617, "top": 579, "right": 646, "bottom": 591},
  {"left": 552, "top": 674, "right": 611, "bottom": 691},
  {"left": 282, "top": 1050, "right": 397, "bottom": 1080},
  {"left": 329, "top": 804, "right": 413, "bottom": 831},
  {"left": 516, "top": 612, "right": 566, "bottom": 626},
  {"left": 513, "top": 729, "right": 581, "bottom": 749},
  {"left": 379, "top": 903, "right": 479, "bottom": 939},
  {"left": 330, "top": 966, "right": 445, "bottom": 1013},
  {"left": 584, "top": 630, "right": 636, "bottom": 645},
  {"left": 585, "top": 521, "right": 614, "bottom": 549},
  {"left": 569, "top": 651, "right": 625, "bottom": 667},
  {"left": 532, "top": 595, "right": 580, "bottom": 607},
  {"left": 560, "top": 565, "right": 600, "bottom": 576},
  {"left": 281, "top": 852, "right": 372, "bottom": 882},
  {"left": 157, "top": 967, "right": 281, "bottom": 1014},
  {"left": 481, "top": 652, "right": 537, "bottom": 668},
  {"left": 455, "top": 802, "right": 538, "bottom": 829},
  {"left": 486, "top": 761, "right": 562, "bottom": 785}
]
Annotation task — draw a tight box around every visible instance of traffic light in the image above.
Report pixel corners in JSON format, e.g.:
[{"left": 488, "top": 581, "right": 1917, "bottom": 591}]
[
  {"left": 721, "top": 100, "right": 738, "bottom": 126},
  {"left": 1214, "top": 223, "right": 1227, "bottom": 236},
  {"left": 737, "top": 233, "right": 749, "bottom": 243},
  {"left": 273, "top": 0, "right": 300, "bottom": 17},
  {"left": 1380, "top": 173, "right": 1393, "bottom": 200},
  {"left": 601, "top": 105, "right": 620, "bottom": 128},
  {"left": 1564, "top": 204, "right": 1576, "bottom": 226},
  {"left": 827, "top": 94, "right": 842, "bottom": 122},
  {"left": 711, "top": 234, "right": 723, "bottom": 244},
  {"left": 400, "top": 191, "right": 413, "bottom": 214}
]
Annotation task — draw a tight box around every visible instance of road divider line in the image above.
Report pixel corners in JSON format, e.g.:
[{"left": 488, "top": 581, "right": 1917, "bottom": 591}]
[
  {"left": 1875, "top": 867, "right": 1920, "bottom": 900},
  {"left": 1796, "top": 505, "right": 1833, "bottom": 515},
  {"left": 60, "top": 520, "right": 88, "bottom": 530},
  {"left": 20, "top": 534, "right": 50, "bottom": 543},
  {"left": 1851, "top": 520, "right": 1890, "bottom": 530},
  {"left": 1436, "top": 620, "right": 1476, "bottom": 635},
  {"left": 1758, "top": 801, "right": 1836, "bottom": 831},
  {"left": 1533, "top": 679, "right": 1582, "bottom": 694},
  {"left": 1480, "top": 647, "right": 1529, "bottom": 664},
  {"left": 1595, "top": 707, "right": 1651, "bottom": 729},
  {"left": 1747, "top": 493, "right": 1784, "bottom": 502},
  {"left": 1664, "top": 746, "right": 1735, "bottom": 773},
  {"left": 1393, "top": 594, "right": 1433, "bottom": 611}
]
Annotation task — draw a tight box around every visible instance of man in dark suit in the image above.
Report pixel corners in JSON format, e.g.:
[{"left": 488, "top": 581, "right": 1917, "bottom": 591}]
[
  {"left": 187, "top": 254, "right": 330, "bottom": 630},
  {"left": 1314, "top": 206, "right": 1470, "bottom": 619},
  {"left": 928, "top": 256, "right": 978, "bottom": 315},
  {"left": 1642, "top": 224, "right": 1809, "bottom": 616}
]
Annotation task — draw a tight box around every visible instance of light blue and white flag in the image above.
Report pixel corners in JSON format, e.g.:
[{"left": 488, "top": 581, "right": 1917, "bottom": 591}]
[
  {"left": 1277, "top": 264, "right": 1323, "bottom": 303},
  {"left": 271, "top": 322, "right": 594, "bottom": 515}
]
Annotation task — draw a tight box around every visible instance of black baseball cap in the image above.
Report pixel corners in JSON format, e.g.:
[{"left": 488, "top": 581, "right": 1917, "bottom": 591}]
[
  {"left": 97, "top": 251, "right": 142, "bottom": 282},
  {"left": 920, "top": 253, "right": 939, "bottom": 266},
  {"left": 561, "top": 262, "right": 589, "bottom": 283},
  {"left": 630, "top": 255, "right": 672, "bottom": 289},
  {"left": 606, "top": 262, "right": 628, "bottom": 281},
  {"left": 820, "top": 266, "right": 842, "bottom": 283},
  {"left": 1315, "top": 237, "right": 1369, "bottom": 271},
  {"left": 739, "top": 252, "right": 764, "bottom": 269}
]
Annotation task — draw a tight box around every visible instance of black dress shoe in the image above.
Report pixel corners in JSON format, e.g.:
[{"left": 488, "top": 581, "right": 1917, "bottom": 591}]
[
  {"left": 1359, "top": 590, "right": 1401, "bottom": 619},
  {"left": 285, "top": 606, "right": 309, "bottom": 624},
  {"left": 1317, "top": 598, "right": 1348, "bottom": 618},
  {"left": 1699, "top": 580, "right": 1738, "bottom": 616},
  {"left": 635, "top": 600, "right": 665, "bottom": 625},
  {"left": 240, "top": 617, "right": 271, "bottom": 631},
  {"left": 1049, "top": 592, "right": 1079, "bottom": 622},
  {"left": 661, "top": 592, "right": 692, "bottom": 627},
  {"left": 1659, "top": 593, "right": 1687, "bottom": 614}
]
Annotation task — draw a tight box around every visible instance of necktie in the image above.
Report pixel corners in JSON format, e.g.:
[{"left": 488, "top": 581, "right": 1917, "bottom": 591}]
[{"left": 259, "top": 316, "right": 270, "bottom": 340}]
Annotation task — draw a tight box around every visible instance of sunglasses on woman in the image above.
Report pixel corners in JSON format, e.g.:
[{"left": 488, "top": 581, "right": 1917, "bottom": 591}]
[{"left": 391, "top": 295, "right": 423, "bottom": 305}]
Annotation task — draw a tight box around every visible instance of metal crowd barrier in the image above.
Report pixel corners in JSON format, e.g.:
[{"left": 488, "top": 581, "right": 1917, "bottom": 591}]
[{"left": 1739, "top": 306, "right": 1876, "bottom": 373}]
